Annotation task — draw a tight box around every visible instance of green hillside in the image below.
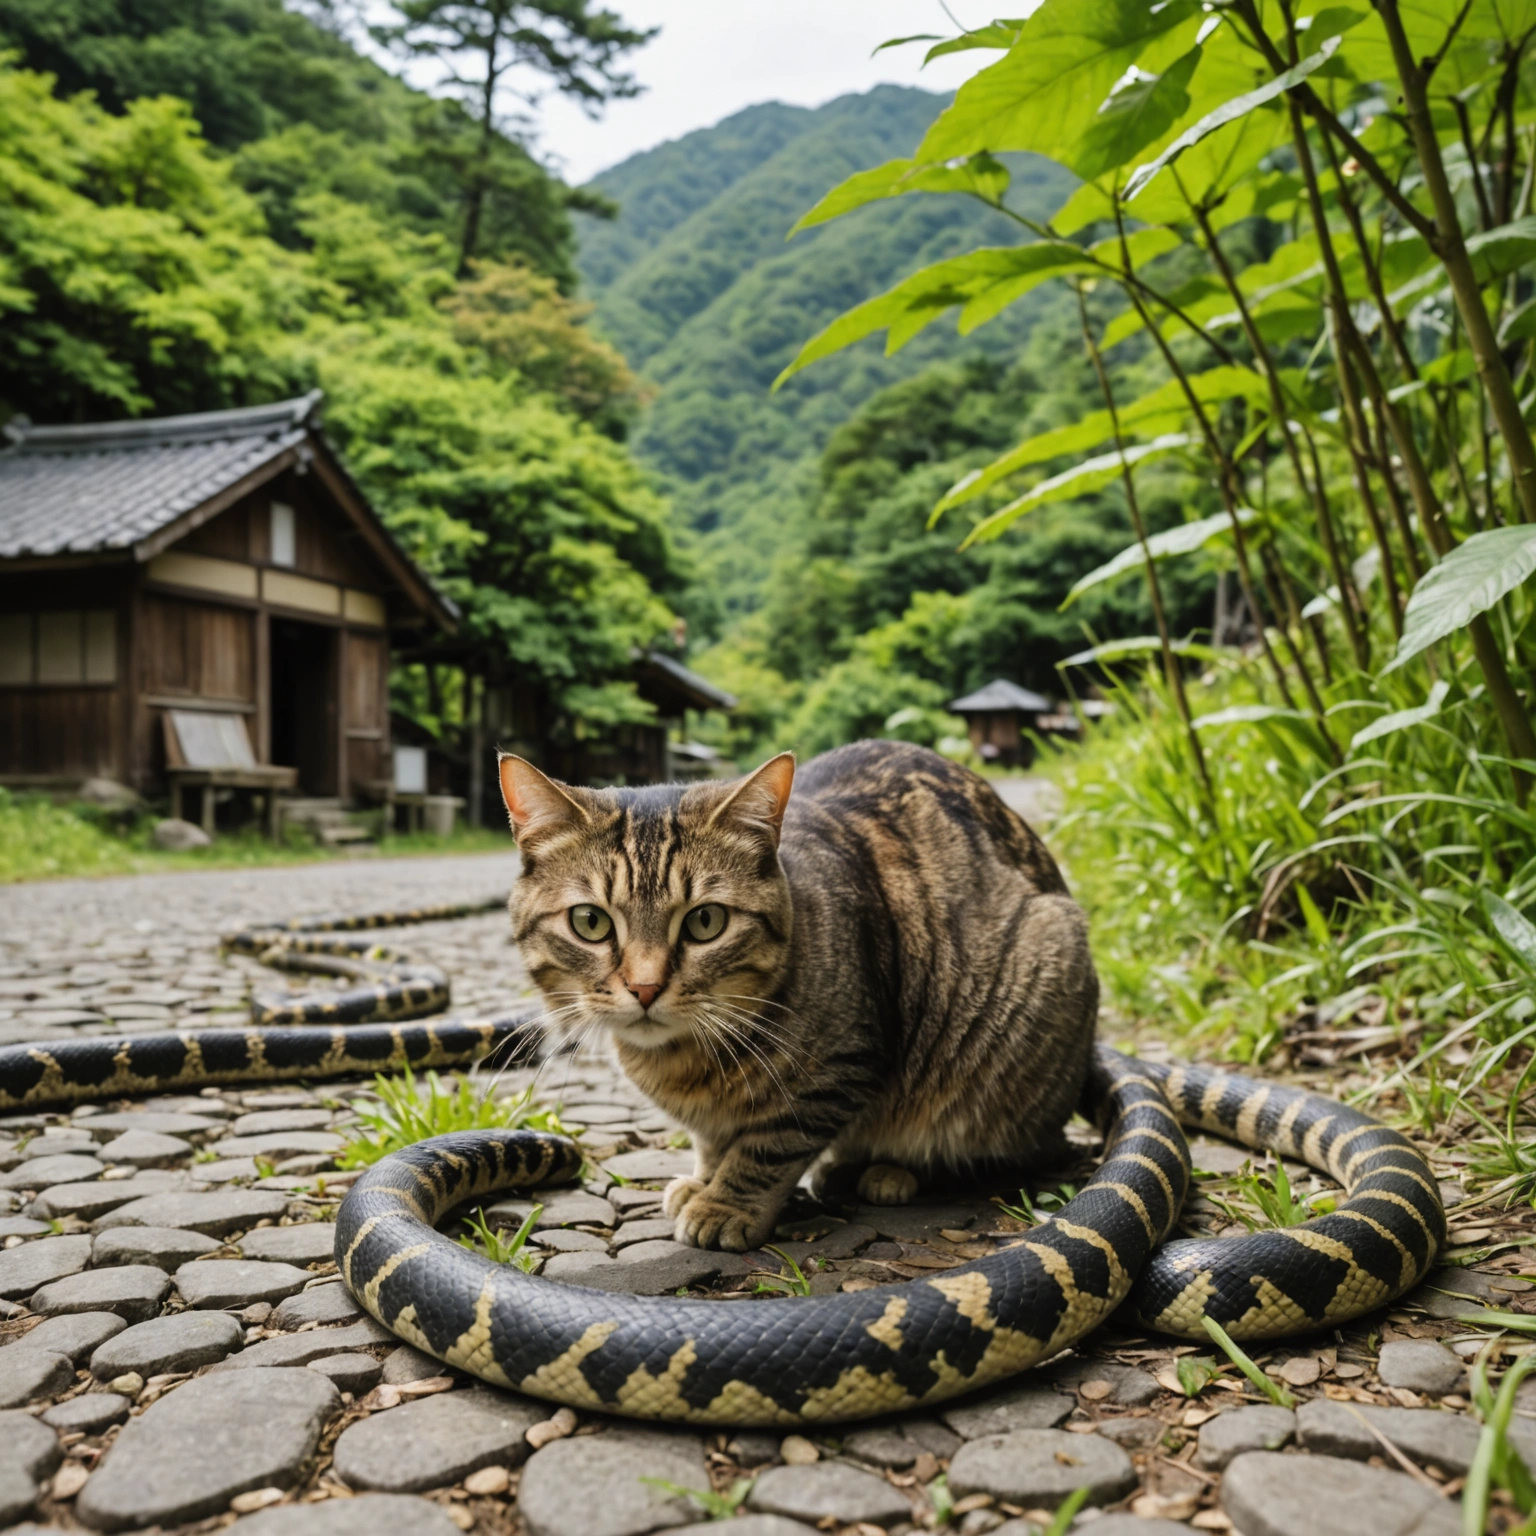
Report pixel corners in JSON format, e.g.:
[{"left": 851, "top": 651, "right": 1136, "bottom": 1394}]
[{"left": 575, "top": 87, "right": 1076, "bottom": 619}]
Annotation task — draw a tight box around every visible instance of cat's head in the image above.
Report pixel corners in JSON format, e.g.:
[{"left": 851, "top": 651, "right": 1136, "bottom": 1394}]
[{"left": 498, "top": 754, "right": 795, "bottom": 1049}]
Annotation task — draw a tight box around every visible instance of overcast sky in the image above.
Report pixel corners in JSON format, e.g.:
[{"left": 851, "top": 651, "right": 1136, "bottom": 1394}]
[{"left": 376, "top": 2, "right": 997, "bottom": 186}]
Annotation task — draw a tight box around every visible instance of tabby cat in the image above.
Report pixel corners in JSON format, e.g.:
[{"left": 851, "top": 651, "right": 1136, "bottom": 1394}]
[{"left": 498, "top": 740, "right": 1097, "bottom": 1251}]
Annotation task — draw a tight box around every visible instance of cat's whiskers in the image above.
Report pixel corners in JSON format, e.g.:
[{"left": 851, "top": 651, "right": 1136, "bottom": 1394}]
[
  {"left": 693, "top": 1007, "right": 769, "bottom": 1108},
  {"left": 698, "top": 1006, "right": 799, "bottom": 1113},
  {"left": 702, "top": 1000, "right": 811, "bottom": 1068},
  {"left": 479, "top": 1000, "right": 588, "bottom": 1099}
]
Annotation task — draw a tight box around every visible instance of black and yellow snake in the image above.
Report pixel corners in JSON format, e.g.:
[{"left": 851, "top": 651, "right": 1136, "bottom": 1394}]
[{"left": 0, "top": 904, "right": 1445, "bottom": 1425}]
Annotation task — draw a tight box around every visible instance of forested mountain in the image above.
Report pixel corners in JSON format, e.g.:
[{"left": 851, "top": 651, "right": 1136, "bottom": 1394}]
[
  {"left": 572, "top": 86, "right": 1212, "bottom": 760},
  {"left": 575, "top": 87, "right": 1078, "bottom": 620}
]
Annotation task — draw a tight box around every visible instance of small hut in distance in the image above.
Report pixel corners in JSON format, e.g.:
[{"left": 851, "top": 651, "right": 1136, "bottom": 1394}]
[{"left": 949, "top": 679, "right": 1052, "bottom": 768}]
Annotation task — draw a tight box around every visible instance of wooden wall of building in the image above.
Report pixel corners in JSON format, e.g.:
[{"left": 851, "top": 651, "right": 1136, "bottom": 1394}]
[
  {"left": 0, "top": 567, "right": 128, "bottom": 784},
  {"left": 2, "top": 464, "right": 405, "bottom": 800}
]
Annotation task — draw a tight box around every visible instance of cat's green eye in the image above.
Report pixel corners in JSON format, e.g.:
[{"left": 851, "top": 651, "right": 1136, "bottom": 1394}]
[
  {"left": 683, "top": 904, "right": 728, "bottom": 943},
  {"left": 568, "top": 905, "right": 613, "bottom": 943}
]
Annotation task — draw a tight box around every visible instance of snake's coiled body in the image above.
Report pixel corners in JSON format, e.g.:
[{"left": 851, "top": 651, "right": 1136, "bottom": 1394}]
[{"left": 0, "top": 903, "right": 1445, "bottom": 1425}]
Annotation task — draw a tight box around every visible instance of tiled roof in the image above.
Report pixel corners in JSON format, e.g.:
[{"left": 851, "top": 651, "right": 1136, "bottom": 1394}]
[
  {"left": 949, "top": 679, "right": 1053, "bottom": 714},
  {"left": 634, "top": 650, "right": 737, "bottom": 713},
  {"left": 0, "top": 393, "right": 323, "bottom": 559}
]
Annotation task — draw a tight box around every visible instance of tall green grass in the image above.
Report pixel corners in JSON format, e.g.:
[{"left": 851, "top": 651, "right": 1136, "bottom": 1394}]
[
  {"left": 1047, "top": 638, "right": 1536, "bottom": 1154},
  {"left": 0, "top": 788, "right": 510, "bottom": 883}
]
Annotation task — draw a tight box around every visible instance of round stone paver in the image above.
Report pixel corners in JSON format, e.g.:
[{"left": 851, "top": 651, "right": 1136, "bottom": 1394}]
[
  {"left": 31, "top": 1174, "right": 188, "bottom": 1224},
  {"left": 41, "top": 1393, "right": 132, "bottom": 1434},
  {"left": 0, "top": 1234, "right": 93, "bottom": 1299},
  {"left": 90, "top": 1310, "right": 244, "bottom": 1378},
  {"left": 29, "top": 1263, "right": 170, "bottom": 1322},
  {"left": 230, "top": 1493, "right": 466, "bottom": 1536},
  {"left": 1377, "top": 1339, "right": 1466, "bottom": 1395},
  {"left": 1195, "top": 1404, "right": 1296, "bottom": 1470},
  {"left": 843, "top": 1417, "right": 960, "bottom": 1467},
  {"left": 306, "top": 1353, "right": 382, "bottom": 1395},
  {"left": 229, "top": 1109, "right": 335, "bottom": 1137},
  {"left": 214, "top": 1318, "right": 393, "bottom": 1371},
  {"left": 746, "top": 1464, "right": 912, "bottom": 1526},
  {"left": 1221, "top": 1450, "right": 1462, "bottom": 1536},
  {"left": 174, "top": 1258, "right": 311, "bottom": 1309},
  {"left": 518, "top": 1426, "right": 709, "bottom": 1536},
  {"left": 239, "top": 1223, "right": 337, "bottom": 1265},
  {"left": 331, "top": 1387, "right": 545, "bottom": 1493},
  {"left": 939, "top": 1381, "right": 1073, "bottom": 1439},
  {"left": 76, "top": 1367, "right": 340, "bottom": 1531},
  {"left": 92, "top": 1226, "right": 221, "bottom": 1271},
  {"left": 380, "top": 1345, "right": 448, "bottom": 1385},
  {"left": 0, "top": 1409, "right": 61, "bottom": 1527},
  {"left": 94, "top": 1188, "right": 291, "bottom": 1236},
  {"left": 0, "top": 1348, "right": 74, "bottom": 1409},
  {"left": 947, "top": 1428, "right": 1137, "bottom": 1508},
  {"left": 0, "top": 1152, "right": 106, "bottom": 1190},
  {"left": 1296, "top": 1398, "right": 1487, "bottom": 1476},
  {"left": 270, "top": 1282, "right": 361, "bottom": 1330},
  {"left": 95, "top": 1129, "right": 194, "bottom": 1168},
  {"left": 14, "top": 1310, "right": 127, "bottom": 1362}
]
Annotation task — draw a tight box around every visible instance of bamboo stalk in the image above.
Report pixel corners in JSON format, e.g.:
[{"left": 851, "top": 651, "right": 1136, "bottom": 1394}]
[
  {"left": 1378, "top": 0, "right": 1536, "bottom": 526},
  {"left": 1074, "top": 284, "right": 1219, "bottom": 813}
]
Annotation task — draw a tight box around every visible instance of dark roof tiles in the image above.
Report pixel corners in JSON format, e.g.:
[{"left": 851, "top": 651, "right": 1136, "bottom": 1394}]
[
  {"left": 0, "top": 394, "right": 321, "bottom": 560},
  {"left": 949, "top": 679, "right": 1053, "bottom": 714}
]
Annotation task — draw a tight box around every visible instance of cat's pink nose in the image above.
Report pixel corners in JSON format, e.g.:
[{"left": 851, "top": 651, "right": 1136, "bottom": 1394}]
[{"left": 628, "top": 982, "right": 662, "bottom": 1009}]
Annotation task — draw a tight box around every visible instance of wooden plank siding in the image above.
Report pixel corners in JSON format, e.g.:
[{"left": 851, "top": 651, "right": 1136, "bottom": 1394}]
[{"left": 2, "top": 468, "right": 401, "bottom": 799}]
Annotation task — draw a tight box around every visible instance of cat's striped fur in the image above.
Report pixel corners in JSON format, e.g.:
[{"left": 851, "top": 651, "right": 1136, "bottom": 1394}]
[{"left": 499, "top": 740, "right": 1097, "bottom": 1251}]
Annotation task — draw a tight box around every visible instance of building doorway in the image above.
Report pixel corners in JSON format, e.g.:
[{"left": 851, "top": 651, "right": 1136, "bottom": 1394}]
[{"left": 269, "top": 617, "right": 337, "bottom": 795}]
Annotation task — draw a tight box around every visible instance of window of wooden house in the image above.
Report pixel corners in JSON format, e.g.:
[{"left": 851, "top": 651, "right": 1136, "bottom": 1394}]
[
  {"left": 270, "top": 502, "right": 297, "bottom": 567},
  {"left": 0, "top": 611, "right": 117, "bottom": 686},
  {"left": 0, "top": 613, "right": 29, "bottom": 685}
]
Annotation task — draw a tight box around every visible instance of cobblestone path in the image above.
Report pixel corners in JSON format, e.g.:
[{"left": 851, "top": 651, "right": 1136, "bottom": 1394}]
[{"left": 0, "top": 855, "right": 1527, "bottom": 1534}]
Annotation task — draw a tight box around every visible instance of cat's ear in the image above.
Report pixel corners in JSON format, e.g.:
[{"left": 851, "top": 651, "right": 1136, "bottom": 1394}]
[
  {"left": 498, "top": 754, "right": 589, "bottom": 844},
  {"left": 709, "top": 753, "right": 795, "bottom": 846}
]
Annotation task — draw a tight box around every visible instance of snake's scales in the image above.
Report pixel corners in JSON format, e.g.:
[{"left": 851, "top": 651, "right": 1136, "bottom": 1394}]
[{"left": 0, "top": 903, "right": 1445, "bottom": 1424}]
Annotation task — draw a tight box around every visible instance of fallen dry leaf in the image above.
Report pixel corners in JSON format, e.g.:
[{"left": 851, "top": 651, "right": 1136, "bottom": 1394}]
[
  {"left": 910, "top": 1452, "right": 940, "bottom": 1485},
  {"left": 1080, "top": 1378, "right": 1114, "bottom": 1401},
  {"left": 1276, "top": 1356, "right": 1321, "bottom": 1387}
]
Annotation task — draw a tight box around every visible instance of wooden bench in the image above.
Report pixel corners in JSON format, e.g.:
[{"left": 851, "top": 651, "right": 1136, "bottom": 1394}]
[{"left": 163, "top": 711, "right": 297, "bottom": 838}]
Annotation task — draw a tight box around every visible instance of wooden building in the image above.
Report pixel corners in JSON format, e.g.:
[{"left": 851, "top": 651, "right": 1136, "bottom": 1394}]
[
  {"left": 0, "top": 393, "right": 455, "bottom": 808},
  {"left": 475, "top": 647, "right": 736, "bottom": 814},
  {"left": 949, "top": 679, "right": 1053, "bottom": 768}
]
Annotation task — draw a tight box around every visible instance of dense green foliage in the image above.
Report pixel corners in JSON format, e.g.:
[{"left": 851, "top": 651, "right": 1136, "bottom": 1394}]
[
  {"left": 691, "top": 345, "right": 1216, "bottom": 764},
  {"left": 781, "top": 12, "right": 1536, "bottom": 1430},
  {"left": 0, "top": 1, "right": 684, "bottom": 734},
  {"left": 0, "top": 0, "right": 593, "bottom": 284}
]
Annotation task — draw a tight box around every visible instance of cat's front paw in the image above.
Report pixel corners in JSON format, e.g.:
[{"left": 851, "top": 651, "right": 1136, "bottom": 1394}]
[
  {"left": 857, "top": 1163, "right": 918, "bottom": 1205},
  {"left": 663, "top": 1176, "right": 705, "bottom": 1219},
  {"left": 672, "top": 1193, "right": 772, "bottom": 1252}
]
